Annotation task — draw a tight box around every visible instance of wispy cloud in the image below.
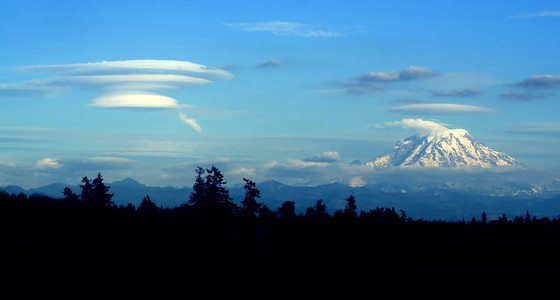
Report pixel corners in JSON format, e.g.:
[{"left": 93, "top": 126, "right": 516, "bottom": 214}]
[
  {"left": 499, "top": 91, "right": 552, "bottom": 101},
  {"left": 257, "top": 59, "right": 284, "bottom": 68},
  {"left": 225, "top": 21, "right": 342, "bottom": 38},
  {"left": 510, "top": 11, "right": 560, "bottom": 18},
  {"left": 336, "top": 66, "right": 438, "bottom": 94},
  {"left": 178, "top": 113, "right": 202, "bottom": 133},
  {"left": 388, "top": 103, "right": 498, "bottom": 115},
  {"left": 358, "top": 66, "right": 439, "bottom": 83},
  {"left": 514, "top": 75, "right": 560, "bottom": 89},
  {"left": 432, "top": 88, "right": 482, "bottom": 97},
  {"left": 504, "top": 123, "right": 560, "bottom": 136}
]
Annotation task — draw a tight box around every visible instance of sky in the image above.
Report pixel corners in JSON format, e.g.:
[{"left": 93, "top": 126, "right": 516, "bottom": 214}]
[{"left": 1, "top": 0, "right": 560, "bottom": 189}]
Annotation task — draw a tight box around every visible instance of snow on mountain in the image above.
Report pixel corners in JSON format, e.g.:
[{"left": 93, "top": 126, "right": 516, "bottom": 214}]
[{"left": 367, "top": 128, "right": 522, "bottom": 168}]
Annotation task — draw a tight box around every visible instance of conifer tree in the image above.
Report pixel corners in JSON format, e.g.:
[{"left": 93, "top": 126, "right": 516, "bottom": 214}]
[
  {"left": 91, "top": 172, "right": 114, "bottom": 207},
  {"left": 80, "top": 176, "right": 93, "bottom": 203},
  {"left": 343, "top": 195, "right": 357, "bottom": 218},
  {"left": 241, "top": 178, "right": 262, "bottom": 218},
  {"left": 188, "top": 167, "right": 206, "bottom": 207}
]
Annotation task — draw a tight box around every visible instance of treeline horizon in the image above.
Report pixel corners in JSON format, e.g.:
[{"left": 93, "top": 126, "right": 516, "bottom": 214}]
[{"left": 2, "top": 166, "right": 560, "bottom": 267}]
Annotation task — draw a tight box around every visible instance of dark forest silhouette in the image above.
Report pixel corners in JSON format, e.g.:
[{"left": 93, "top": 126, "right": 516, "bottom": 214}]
[{"left": 2, "top": 167, "right": 560, "bottom": 273}]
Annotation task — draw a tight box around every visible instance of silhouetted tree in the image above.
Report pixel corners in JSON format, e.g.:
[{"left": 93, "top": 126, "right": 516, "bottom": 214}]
[
  {"left": 306, "top": 199, "right": 329, "bottom": 219},
  {"left": 80, "top": 176, "right": 93, "bottom": 203},
  {"left": 482, "top": 211, "right": 487, "bottom": 225},
  {"left": 188, "top": 167, "right": 206, "bottom": 207},
  {"left": 241, "top": 178, "right": 262, "bottom": 218},
  {"left": 138, "top": 195, "right": 158, "bottom": 214},
  {"left": 343, "top": 195, "right": 357, "bottom": 218},
  {"left": 62, "top": 187, "right": 79, "bottom": 203},
  {"left": 188, "top": 165, "right": 237, "bottom": 215},
  {"left": 91, "top": 172, "right": 114, "bottom": 207},
  {"left": 258, "top": 204, "right": 275, "bottom": 220},
  {"left": 278, "top": 201, "right": 296, "bottom": 219}
]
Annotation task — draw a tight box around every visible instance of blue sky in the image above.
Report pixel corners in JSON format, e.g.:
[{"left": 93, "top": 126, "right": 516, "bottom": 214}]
[{"left": 1, "top": 0, "right": 560, "bottom": 188}]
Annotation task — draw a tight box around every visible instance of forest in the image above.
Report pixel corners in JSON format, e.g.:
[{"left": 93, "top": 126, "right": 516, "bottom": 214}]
[{"left": 2, "top": 165, "right": 560, "bottom": 278}]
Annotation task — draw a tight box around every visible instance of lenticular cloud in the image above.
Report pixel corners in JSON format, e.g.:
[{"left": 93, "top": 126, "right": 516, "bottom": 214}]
[{"left": 3, "top": 59, "right": 233, "bottom": 132}]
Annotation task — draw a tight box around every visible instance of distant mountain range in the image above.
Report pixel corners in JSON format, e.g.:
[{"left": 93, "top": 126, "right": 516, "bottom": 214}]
[
  {"left": 3, "top": 177, "right": 560, "bottom": 221},
  {"left": 367, "top": 128, "right": 522, "bottom": 168}
]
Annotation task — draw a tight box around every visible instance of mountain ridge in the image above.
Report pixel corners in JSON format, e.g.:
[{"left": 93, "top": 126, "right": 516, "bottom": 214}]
[{"left": 3, "top": 176, "right": 560, "bottom": 220}]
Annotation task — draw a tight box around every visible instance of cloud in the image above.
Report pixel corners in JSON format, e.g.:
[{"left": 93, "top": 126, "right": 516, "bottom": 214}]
[
  {"left": 388, "top": 103, "right": 497, "bottom": 115},
  {"left": 349, "top": 176, "right": 366, "bottom": 187},
  {"left": 510, "top": 11, "right": 560, "bottom": 18},
  {"left": 257, "top": 59, "right": 284, "bottom": 68},
  {"left": 19, "top": 59, "right": 232, "bottom": 80},
  {"left": 228, "top": 167, "right": 255, "bottom": 176},
  {"left": 432, "top": 88, "right": 482, "bottom": 97},
  {"left": 336, "top": 66, "right": 438, "bottom": 94},
  {"left": 36, "top": 158, "right": 63, "bottom": 170},
  {"left": 499, "top": 91, "right": 551, "bottom": 101},
  {"left": 358, "top": 66, "right": 439, "bottom": 83},
  {"left": 0, "top": 60, "right": 233, "bottom": 133},
  {"left": 0, "top": 60, "right": 235, "bottom": 135},
  {"left": 375, "top": 118, "right": 450, "bottom": 135},
  {"left": 514, "top": 75, "right": 560, "bottom": 89},
  {"left": 90, "top": 93, "right": 186, "bottom": 109},
  {"left": 63, "top": 157, "right": 136, "bottom": 171},
  {"left": 0, "top": 80, "right": 63, "bottom": 97},
  {"left": 302, "top": 151, "right": 343, "bottom": 163},
  {"left": 504, "top": 123, "right": 560, "bottom": 136},
  {"left": 225, "top": 21, "right": 342, "bottom": 38},
  {"left": 178, "top": 113, "right": 202, "bottom": 133}
]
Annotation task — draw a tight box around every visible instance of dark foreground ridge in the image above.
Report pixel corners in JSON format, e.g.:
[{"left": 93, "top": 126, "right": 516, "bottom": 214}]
[{"left": 2, "top": 168, "right": 560, "bottom": 289}]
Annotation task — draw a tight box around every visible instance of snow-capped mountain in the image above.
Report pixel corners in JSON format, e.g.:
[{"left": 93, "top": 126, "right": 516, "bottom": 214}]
[{"left": 367, "top": 128, "right": 522, "bottom": 168}]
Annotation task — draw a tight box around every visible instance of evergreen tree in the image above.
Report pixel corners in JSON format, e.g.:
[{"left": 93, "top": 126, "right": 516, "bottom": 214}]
[
  {"left": 278, "top": 201, "right": 296, "bottom": 219},
  {"left": 62, "top": 187, "right": 79, "bottom": 203},
  {"left": 343, "top": 195, "right": 357, "bottom": 218},
  {"left": 306, "top": 199, "right": 328, "bottom": 218},
  {"left": 482, "top": 211, "right": 487, "bottom": 225},
  {"left": 80, "top": 176, "right": 93, "bottom": 203},
  {"left": 188, "top": 165, "right": 237, "bottom": 215},
  {"left": 188, "top": 167, "right": 206, "bottom": 207},
  {"left": 91, "top": 172, "right": 114, "bottom": 207},
  {"left": 138, "top": 195, "right": 158, "bottom": 214},
  {"left": 241, "top": 178, "right": 262, "bottom": 218}
]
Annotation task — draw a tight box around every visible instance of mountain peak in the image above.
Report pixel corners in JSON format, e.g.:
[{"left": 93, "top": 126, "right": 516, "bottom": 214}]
[
  {"left": 367, "top": 129, "right": 522, "bottom": 168},
  {"left": 111, "top": 177, "right": 145, "bottom": 187}
]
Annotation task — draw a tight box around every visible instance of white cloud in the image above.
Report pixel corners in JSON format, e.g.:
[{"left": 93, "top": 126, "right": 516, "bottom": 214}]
[
  {"left": 349, "top": 176, "right": 366, "bottom": 187},
  {"left": 389, "top": 103, "right": 497, "bottom": 115},
  {"left": 225, "top": 21, "right": 342, "bottom": 38},
  {"left": 228, "top": 167, "right": 255, "bottom": 176},
  {"left": 302, "top": 151, "right": 343, "bottom": 163},
  {"left": 36, "top": 158, "right": 63, "bottom": 170},
  {"left": 1, "top": 60, "right": 233, "bottom": 131},
  {"left": 375, "top": 118, "right": 450, "bottom": 135},
  {"left": 19, "top": 59, "right": 233, "bottom": 80},
  {"left": 90, "top": 93, "right": 186, "bottom": 109},
  {"left": 178, "top": 113, "right": 202, "bottom": 133}
]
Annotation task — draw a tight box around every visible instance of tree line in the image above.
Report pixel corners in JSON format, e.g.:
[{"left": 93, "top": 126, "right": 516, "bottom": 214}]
[{"left": 2, "top": 166, "right": 560, "bottom": 266}]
